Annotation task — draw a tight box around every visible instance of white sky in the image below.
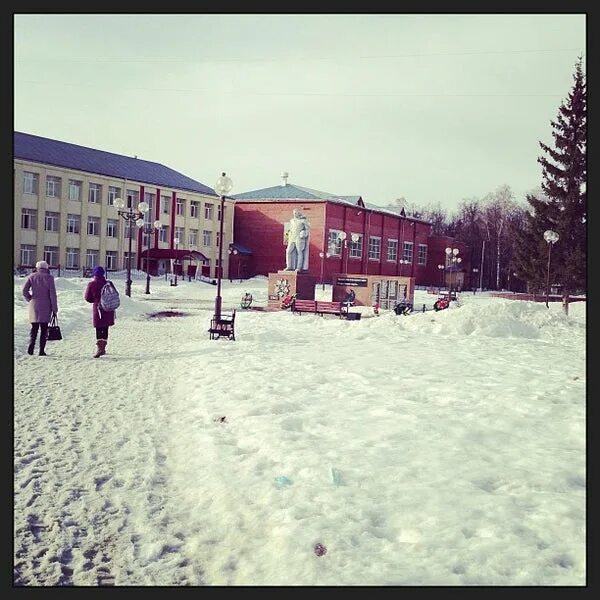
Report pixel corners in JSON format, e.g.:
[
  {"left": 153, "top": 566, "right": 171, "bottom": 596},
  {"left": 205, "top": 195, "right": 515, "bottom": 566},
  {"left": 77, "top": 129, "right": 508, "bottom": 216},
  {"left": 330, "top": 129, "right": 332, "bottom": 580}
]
[
  {"left": 13, "top": 13, "right": 585, "bottom": 212},
  {"left": 14, "top": 273, "right": 586, "bottom": 585}
]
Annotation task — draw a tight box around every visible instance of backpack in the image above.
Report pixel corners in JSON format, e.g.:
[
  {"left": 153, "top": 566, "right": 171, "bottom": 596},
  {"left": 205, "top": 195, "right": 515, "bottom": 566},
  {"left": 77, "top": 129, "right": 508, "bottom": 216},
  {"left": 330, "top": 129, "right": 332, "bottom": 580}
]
[{"left": 100, "top": 280, "right": 121, "bottom": 311}]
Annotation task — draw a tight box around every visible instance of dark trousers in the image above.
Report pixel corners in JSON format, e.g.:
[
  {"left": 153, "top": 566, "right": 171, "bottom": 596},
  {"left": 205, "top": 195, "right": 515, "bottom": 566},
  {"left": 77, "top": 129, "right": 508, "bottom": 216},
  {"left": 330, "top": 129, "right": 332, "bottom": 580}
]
[
  {"left": 29, "top": 322, "right": 48, "bottom": 353},
  {"left": 95, "top": 326, "right": 109, "bottom": 340},
  {"left": 30, "top": 322, "right": 48, "bottom": 342}
]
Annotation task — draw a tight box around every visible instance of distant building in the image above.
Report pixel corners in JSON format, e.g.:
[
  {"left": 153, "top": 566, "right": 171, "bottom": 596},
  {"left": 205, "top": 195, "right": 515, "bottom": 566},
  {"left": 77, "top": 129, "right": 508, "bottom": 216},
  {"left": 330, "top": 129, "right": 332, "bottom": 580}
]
[
  {"left": 232, "top": 174, "right": 471, "bottom": 288},
  {"left": 13, "top": 132, "right": 234, "bottom": 279}
]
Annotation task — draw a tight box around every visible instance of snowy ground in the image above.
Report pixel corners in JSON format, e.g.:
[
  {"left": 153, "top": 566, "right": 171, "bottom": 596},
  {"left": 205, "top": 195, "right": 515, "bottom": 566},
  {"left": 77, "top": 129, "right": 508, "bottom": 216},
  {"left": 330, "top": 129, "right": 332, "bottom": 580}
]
[{"left": 13, "top": 274, "right": 586, "bottom": 586}]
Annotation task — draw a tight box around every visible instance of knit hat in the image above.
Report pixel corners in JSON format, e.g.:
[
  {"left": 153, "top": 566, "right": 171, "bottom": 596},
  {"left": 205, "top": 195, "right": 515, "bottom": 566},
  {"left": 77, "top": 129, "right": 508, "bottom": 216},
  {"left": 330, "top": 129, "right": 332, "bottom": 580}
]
[
  {"left": 92, "top": 266, "right": 105, "bottom": 277},
  {"left": 35, "top": 260, "right": 49, "bottom": 270}
]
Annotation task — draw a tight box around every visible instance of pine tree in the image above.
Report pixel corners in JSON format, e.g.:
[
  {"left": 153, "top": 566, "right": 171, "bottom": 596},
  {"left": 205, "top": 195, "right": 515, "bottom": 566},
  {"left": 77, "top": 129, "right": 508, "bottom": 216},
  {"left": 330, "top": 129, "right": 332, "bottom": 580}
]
[{"left": 513, "top": 57, "right": 586, "bottom": 313}]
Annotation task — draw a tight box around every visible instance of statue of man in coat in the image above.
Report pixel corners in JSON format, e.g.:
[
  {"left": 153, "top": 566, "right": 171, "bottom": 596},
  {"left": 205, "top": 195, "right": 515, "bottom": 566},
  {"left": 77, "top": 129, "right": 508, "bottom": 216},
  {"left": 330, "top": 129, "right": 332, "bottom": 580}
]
[{"left": 284, "top": 208, "right": 310, "bottom": 271}]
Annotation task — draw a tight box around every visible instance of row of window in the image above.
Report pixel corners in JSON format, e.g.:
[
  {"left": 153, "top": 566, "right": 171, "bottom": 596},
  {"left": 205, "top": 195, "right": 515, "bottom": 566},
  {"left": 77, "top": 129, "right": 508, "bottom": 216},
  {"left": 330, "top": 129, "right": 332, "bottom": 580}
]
[
  {"left": 20, "top": 244, "right": 133, "bottom": 271},
  {"left": 21, "top": 172, "right": 214, "bottom": 218},
  {"left": 19, "top": 245, "right": 222, "bottom": 271},
  {"left": 326, "top": 230, "right": 427, "bottom": 265},
  {"left": 20, "top": 209, "right": 220, "bottom": 246}
]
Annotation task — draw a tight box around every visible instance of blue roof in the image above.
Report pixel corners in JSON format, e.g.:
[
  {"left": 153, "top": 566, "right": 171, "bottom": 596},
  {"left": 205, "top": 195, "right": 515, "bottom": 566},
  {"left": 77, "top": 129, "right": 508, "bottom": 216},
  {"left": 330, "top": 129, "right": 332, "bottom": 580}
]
[
  {"left": 14, "top": 131, "right": 218, "bottom": 197},
  {"left": 232, "top": 183, "right": 337, "bottom": 200}
]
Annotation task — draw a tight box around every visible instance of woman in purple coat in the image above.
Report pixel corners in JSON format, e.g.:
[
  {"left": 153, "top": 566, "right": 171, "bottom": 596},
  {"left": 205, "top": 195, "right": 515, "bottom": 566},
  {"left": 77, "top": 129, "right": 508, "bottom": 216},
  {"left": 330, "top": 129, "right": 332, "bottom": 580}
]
[
  {"left": 84, "top": 266, "right": 116, "bottom": 358},
  {"left": 22, "top": 260, "right": 59, "bottom": 356}
]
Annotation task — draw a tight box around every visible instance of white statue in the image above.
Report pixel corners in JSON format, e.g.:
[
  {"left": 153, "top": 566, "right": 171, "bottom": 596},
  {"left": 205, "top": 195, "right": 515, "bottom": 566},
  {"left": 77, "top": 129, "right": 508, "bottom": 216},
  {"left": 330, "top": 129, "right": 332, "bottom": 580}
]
[{"left": 284, "top": 208, "right": 310, "bottom": 271}]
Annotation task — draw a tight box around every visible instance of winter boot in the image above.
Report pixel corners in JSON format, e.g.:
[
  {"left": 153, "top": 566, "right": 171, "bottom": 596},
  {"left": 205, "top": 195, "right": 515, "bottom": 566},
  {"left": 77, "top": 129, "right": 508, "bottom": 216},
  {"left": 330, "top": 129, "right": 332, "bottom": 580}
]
[
  {"left": 94, "top": 339, "right": 107, "bottom": 358},
  {"left": 38, "top": 333, "right": 47, "bottom": 356},
  {"left": 27, "top": 329, "right": 37, "bottom": 355}
]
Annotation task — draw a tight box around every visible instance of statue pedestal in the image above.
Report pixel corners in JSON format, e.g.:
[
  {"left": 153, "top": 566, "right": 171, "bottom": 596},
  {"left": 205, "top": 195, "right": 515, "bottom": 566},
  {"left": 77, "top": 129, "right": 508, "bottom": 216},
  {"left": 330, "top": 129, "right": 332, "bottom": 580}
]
[{"left": 267, "top": 271, "right": 317, "bottom": 310}]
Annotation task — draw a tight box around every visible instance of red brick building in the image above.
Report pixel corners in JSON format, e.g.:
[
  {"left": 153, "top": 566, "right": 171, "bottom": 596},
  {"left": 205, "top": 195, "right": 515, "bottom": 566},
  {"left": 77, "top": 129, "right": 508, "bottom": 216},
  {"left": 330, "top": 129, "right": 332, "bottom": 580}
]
[{"left": 232, "top": 178, "right": 471, "bottom": 288}]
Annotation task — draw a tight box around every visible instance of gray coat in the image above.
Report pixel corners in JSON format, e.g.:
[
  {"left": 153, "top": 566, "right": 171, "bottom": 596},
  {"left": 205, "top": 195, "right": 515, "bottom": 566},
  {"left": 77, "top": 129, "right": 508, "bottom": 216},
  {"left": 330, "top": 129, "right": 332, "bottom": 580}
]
[{"left": 22, "top": 268, "right": 59, "bottom": 324}]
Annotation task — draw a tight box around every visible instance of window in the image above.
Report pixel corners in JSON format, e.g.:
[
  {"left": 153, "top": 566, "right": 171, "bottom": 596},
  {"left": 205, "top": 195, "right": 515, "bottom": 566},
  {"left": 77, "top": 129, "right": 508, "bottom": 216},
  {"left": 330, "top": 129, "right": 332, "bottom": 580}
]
[
  {"left": 126, "top": 189, "right": 139, "bottom": 209},
  {"left": 188, "top": 229, "right": 198, "bottom": 247},
  {"left": 402, "top": 241, "right": 414, "bottom": 263},
  {"left": 87, "top": 217, "right": 100, "bottom": 236},
  {"left": 23, "top": 172, "right": 39, "bottom": 195},
  {"left": 175, "top": 228, "right": 185, "bottom": 245},
  {"left": 387, "top": 239, "right": 398, "bottom": 262},
  {"left": 159, "top": 226, "right": 169, "bottom": 243},
  {"left": 124, "top": 252, "right": 136, "bottom": 270},
  {"left": 67, "top": 214, "right": 80, "bottom": 234},
  {"left": 86, "top": 249, "right": 99, "bottom": 268},
  {"left": 44, "top": 211, "right": 60, "bottom": 232},
  {"left": 68, "top": 180, "right": 82, "bottom": 201},
  {"left": 217, "top": 203, "right": 225, "bottom": 221},
  {"left": 418, "top": 244, "right": 428, "bottom": 266},
  {"left": 190, "top": 201, "right": 199, "bottom": 218},
  {"left": 124, "top": 223, "right": 134, "bottom": 239},
  {"left": 108, "top": 186, "right": 121, "bottom": 206},
  {"left": 105, "top": 251, "right": 117, "bottom": 270},
  {"left": 46, "top": 176, "right": 62, "bottom": 198},
  {"left": 368, "top": 236, "right": 381, "bottom": 260},
  {"left": 327, "top": 230, "right": 342, "bottom": 256},
  {"left": 216, "top": 231, "right": 221, "bottom": 248},
  {"left": 21, "top": 208, "right": 37, "bottom": 229},
  {"left": 204, "top": 203, "right": 213, "bottom": 220},
  {"left": 20, "top": 244, "right": 36, "bottom": 266},
  {"left": 106, "top": 219, "right": 118, "bottom": 238},
  {"left": 144, "top": 192, "right": 155, "bottom": 212},
  {"left": 203, "top": 230, "right": 212, "bottom": 246},
  {"left": 142, "top": 231, "right": 152, "bottom": 247},
  {"left": 161, "top": 195, "right": 170, "bottom": 214},
  {"left": 43, "top": 246, "right": 59, "bottom": 266},
  {"left": 66, "top": 247, "right": 80, "bottom": 269},
  {"left": 349, "top": 234, "right": 362, "bottom": 258},
  {"left": 143, "top": 194, "right": 155, "bottom": 226},
  {"left": 176, "top": 198, "right": 185, "bottom": 216},
  {"left": 89, "top": 183, "right": 102, "bottom": 203}
]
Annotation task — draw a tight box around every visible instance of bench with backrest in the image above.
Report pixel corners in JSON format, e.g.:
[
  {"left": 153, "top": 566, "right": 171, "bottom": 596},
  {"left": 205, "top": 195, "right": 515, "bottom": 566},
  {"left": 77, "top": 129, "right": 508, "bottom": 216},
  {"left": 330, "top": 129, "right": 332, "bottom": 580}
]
[
  {"left": 208, "top": 309, "right": 236, "bottom": 340},
  {"left": 315, "top": 300, "right": 346, "bottom": 318},
  {"left": 292, "top": 299, "right": 317, "bottom": 315}
]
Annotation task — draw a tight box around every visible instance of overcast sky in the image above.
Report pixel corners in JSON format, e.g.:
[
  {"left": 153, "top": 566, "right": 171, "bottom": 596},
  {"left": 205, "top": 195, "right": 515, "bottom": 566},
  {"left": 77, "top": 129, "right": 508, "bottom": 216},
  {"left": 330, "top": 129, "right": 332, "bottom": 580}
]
[{"left": 14, "top": 13, "right": 585, "bottom": 213}]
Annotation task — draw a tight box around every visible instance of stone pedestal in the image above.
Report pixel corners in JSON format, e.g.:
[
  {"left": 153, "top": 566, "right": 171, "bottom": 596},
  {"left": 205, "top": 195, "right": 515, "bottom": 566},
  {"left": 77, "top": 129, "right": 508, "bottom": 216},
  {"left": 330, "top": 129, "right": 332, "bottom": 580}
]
[{"left": 267, "top": 271, "right": 317, "bottom": 310}]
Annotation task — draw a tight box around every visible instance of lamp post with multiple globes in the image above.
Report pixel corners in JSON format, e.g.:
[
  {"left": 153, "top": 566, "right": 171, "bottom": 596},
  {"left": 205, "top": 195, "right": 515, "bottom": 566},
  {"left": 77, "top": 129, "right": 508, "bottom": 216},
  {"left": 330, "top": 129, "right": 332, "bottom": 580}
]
[
  {"left": 445, "top": 247, "right": 462, "bottom": 300},
  {"left": 113, "top": 196, "right": 149, "bottom": 297},
  {"left": 142, "top": 219, "right": 162, "bottom": 294},
  {"left": 437, "top": 263, "right": 445, "bottom": 288}
]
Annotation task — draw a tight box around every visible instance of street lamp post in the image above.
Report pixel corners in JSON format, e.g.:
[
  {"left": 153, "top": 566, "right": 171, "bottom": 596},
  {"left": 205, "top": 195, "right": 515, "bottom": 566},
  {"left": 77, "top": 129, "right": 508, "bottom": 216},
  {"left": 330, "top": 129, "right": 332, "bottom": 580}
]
[
  {"left": 437, "top": 264, "right": 445, "bottom": 288},
  {"left": 338, "top": 232, "right": 347, "bottom": 273},
  {"left": 445, "top": 247, "right": 462, "bottom": 300},
  {"left": 318, "top": 250, "right": 331, "bottom": 290},
  {"left": 228, "top": 247, "right": 239, "bottom": 282},
  {"left": 143, "top": 219, "right": 162, "bottom": 294},
  {"left": 114, "top": 196, "right": 149, "bottom": 297},
  {"left": 399, "top": 259, "right": 410, "bottom": 275},
  {"left": 171, "top": 237, "right": 180, "bottom": 286},
  {"left": 214, "top": 172, "right": 233, "bottom": 321},
  {"left": 543, "top": 230, "right": 559, "bottom": 308}
]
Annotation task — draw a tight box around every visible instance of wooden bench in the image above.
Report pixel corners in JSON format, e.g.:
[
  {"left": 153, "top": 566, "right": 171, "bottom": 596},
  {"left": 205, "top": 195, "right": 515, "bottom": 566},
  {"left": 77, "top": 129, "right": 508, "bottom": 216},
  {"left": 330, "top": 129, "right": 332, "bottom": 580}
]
[
  {"left": 208, "top": 309, "right": 236, "bottom": 340},
  {"left": 315, "top": 300, "right": 347, "bottom": 318},
  {"left": 292, "top": 299, "right": 317, "bottom": 315},
  {"left": 292, "top": 299, "right": 347, "bottom": 318}
]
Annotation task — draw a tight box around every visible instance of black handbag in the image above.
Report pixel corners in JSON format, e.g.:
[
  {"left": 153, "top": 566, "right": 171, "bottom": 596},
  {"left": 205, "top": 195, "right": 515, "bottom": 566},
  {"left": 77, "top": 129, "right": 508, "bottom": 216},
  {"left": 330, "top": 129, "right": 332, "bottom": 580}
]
[{"left": 47, "top": 314, "right": 62, "bottom": 341}]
